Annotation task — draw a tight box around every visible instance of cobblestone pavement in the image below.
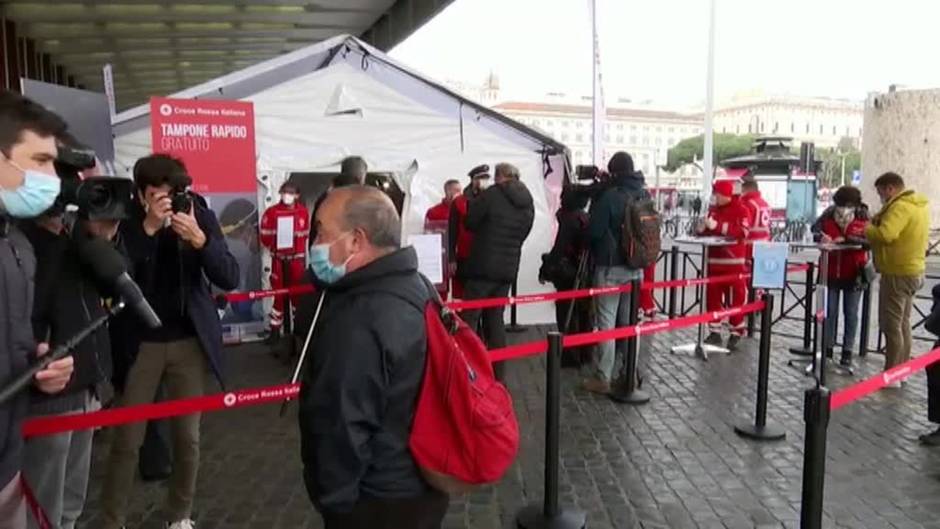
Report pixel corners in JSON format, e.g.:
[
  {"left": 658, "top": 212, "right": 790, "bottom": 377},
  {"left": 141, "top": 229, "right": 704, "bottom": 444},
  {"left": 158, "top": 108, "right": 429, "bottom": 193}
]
[{"left": 75, "top": 279, "right": 940, "bottom": 528}]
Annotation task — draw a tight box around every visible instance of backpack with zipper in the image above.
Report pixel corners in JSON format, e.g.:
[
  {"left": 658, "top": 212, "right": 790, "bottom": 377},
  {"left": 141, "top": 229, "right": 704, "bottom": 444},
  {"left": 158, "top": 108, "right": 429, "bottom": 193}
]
[
  {"left": 620, "top": 191, "right": 662, "bottom": 269},
  {"left": 409, "top": 276, "right": 520, "bottom": 495}
]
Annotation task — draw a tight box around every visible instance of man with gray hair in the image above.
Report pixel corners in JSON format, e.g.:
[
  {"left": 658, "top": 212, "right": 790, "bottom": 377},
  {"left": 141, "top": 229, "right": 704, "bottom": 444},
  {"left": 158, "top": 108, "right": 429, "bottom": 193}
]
[
  {"left": 298, "top": 186, "right": 448, "bottom": 528},
  {"left": 462, "top": 162, "right": 535, "bottom": 380}
]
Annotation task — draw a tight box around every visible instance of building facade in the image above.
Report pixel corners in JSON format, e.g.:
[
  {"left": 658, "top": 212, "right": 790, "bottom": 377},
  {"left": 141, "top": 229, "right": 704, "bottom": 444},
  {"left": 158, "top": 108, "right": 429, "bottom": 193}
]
[
  {"left": 492, "top": 101, "right": 703, "bottom": 177},
  {"left": 713, "top": 93, "right": 863, "bottom": 149}
]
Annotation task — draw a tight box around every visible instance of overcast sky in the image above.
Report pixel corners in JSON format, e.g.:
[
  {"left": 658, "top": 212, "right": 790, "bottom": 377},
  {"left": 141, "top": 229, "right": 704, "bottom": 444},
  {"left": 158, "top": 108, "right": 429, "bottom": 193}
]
[{"left": 391, "top": 0, "right": 940, "bottom": 108}]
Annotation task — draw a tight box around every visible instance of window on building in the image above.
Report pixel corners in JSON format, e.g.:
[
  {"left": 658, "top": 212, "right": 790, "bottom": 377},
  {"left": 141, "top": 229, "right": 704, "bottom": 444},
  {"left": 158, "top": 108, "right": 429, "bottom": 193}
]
[
  {"left": 576, "top": 133, "right": 583, "bottom": 142},
  {"left": 774, "top": 122, "right": 779, "bottom": 133},
  {"left": 668, "top": 137, "right": 676, "bottom": 145},
  {"left": 760, "top": 122, "right": 764, "bottom": 133},
  {"left": 643, "top": 125, "right": 650, "bottom": 132},
  {"left": 631, "top": 124, "right": 638, "bottom": 131},
  {"left": 748, "top": 124, "right": 752, "bottom": 133},
  {"left": 722, "top": 127, "right": 727, "bottom": 133},
  {"left": 806, "top": 123, "right": 810, "bottom": 134},
  {"left": 656, "top": 126, "right": 663, "bottom": 132},
  {"left": 533, "top": 120, "right": 540, "bottom": 127},
  {"left": 617, "top": 123, "right": 624, "bottom": 130},
  {"left": 642, "top": 137, "right": 650, "bottom": 145},
  {"left": 791, "top": 122, "right": 795, "bottom": 133},
  {"left": 630, "top": 135, "right": 637, "bottom": 144},
  {"left": 617, "top": 135, "right": 624, "bottom": 144},
  {"left": 736, "top": 125, "right": 740, "bottom": 134},
  {"left": 655, "top": 138, "right": 662, "bottom": 146},
  {"left": 668, "top": 127, "right": 675, "bottom": 133},
  {"left": 846, "top": 126, "right": 851, "bottom": 136},
  {"left": 561, "top": 133, "right": 569, "bottom": 142},
  {"left": 562, "top": 120, "right": 570, "bottom": 128},
  {"left": 605, "top": 134, "right": 611, "bottom": 142},
  {"left": 819, "top": 124, "right": 824, "bottom": 135}
]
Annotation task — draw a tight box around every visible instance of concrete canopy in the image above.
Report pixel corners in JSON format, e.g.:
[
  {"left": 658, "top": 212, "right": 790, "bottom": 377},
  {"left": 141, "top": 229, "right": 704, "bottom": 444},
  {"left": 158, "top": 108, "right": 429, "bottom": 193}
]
[{"left": 1, "top": 0, "right": 453, "bottom": 109}]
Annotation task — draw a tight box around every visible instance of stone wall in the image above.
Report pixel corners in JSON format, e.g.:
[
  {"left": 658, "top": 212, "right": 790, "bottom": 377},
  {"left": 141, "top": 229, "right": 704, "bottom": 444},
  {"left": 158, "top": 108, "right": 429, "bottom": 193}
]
[{"left": 862, "top": 88, "right": 940, "bottom": 228}]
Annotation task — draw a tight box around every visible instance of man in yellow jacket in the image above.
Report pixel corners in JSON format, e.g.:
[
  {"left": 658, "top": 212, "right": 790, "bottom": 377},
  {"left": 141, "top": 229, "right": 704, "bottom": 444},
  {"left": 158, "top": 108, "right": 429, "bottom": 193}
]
[{"left": 865, "top": 172, "right": 930, "bottom": 380}]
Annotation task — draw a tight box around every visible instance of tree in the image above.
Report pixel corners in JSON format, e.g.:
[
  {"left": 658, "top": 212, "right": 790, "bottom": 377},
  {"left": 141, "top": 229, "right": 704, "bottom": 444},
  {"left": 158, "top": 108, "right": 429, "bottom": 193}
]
[
  {"left": 817, "top": 140, "right": 862, "bottom": 189},
  {"left": 665, "top": 133, "right": 756, "bottom": 172}
]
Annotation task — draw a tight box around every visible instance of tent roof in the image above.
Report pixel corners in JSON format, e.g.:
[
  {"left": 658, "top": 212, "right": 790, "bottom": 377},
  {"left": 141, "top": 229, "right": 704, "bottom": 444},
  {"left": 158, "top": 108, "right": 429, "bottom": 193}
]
[
  {"left": 113, "top": 34, "right": 567, "bottom": 155},
  {"left": 2, "top": 0, "right": 454, "bottom": 110}
]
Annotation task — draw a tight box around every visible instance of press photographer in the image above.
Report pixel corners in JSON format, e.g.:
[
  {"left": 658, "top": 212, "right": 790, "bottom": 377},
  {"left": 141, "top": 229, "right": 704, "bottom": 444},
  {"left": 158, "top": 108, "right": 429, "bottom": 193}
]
[
  {"left": 0, "top": 91, "right": 74, "bottom": 529},
  {"left": 99, "top": 153, "right": 239, "bottom": 529},
  {"left": 12, "top": 132, "right": 145, "bottom": 529}
]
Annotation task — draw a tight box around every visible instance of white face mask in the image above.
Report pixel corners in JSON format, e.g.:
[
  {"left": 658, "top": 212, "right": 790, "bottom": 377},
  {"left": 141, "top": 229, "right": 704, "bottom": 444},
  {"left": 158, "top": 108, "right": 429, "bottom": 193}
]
[
  {"left": 281, "top": 193, "right": 296, "bottom": 206},
  {"left": 476, "top": 179, "right": 491, "bottom": 190},
  {"left": 834, "top": 207, "right": 855, "bottom": 228}
]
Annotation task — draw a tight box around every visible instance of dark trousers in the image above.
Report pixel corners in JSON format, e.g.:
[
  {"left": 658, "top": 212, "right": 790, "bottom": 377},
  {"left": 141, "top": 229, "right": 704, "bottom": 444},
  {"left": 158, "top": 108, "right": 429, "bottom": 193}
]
[
  {"left": 928, "top": 346, "right": 940, "bottom": 424},
  {"left": 462, "top": 279, "right": 511, "bottom": 380},
  {"left": 322, "top": 491, "right": 449, "bottom": 529},
  {"left": 553, "top": 279, "right": 592, "bottom": 367}
]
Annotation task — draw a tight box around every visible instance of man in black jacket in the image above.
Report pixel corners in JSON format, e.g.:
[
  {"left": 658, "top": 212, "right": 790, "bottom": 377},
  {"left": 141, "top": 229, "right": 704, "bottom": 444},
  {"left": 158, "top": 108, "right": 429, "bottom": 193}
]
[
  {"left": 100, "top": 154, "right": 239, "bottom": 529},
  {"left": 461, "top": 162, "right": 535, "bottom": 380},
  {"left": 920, "top": 283, "right": 940, "bottom": 446},
  {"left": 300, "top": 186, "right": 448, "bottom": 529},
  {"left": 0, "top": 91, "right": 74, "bottom": 529},
  {"left": 22, "top": 211, "right": 121, "bottom": 529}
]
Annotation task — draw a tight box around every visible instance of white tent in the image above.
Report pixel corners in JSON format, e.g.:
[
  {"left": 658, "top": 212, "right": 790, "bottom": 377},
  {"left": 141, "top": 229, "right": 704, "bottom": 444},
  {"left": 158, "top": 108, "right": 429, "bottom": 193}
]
[{"left": 112, "top": 34, "right": 569, "bottom": 323}]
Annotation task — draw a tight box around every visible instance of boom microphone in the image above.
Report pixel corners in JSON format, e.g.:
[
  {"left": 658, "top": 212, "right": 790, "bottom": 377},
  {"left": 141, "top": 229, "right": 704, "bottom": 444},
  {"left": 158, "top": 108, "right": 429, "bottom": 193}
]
[{"left": 75, "top": 237, "right": 163, "bottom": 329}]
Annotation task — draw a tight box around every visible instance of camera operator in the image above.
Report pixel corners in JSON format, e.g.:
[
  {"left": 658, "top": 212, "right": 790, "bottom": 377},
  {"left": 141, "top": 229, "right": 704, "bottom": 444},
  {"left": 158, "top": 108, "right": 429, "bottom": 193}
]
[
  {"left": 0, "top": 91, "right": 74, "bottom": 529},
  {"left": 21, "top": 206, "right": 121, "bottom": 529},
  {"left": 100, "top": 154, "right": 239, "bottom": 529}
]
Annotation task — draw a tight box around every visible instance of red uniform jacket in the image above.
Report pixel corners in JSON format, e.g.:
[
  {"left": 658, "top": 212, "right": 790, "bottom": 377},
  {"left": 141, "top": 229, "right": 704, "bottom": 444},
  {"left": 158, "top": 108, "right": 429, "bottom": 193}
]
[
  {"left": 449, "top": 194, "right": 475, "bottom": 262},
  {"left": 260, "top": 202, "right": 310, "bottom": 259},
  {"left": 701, "top": 199, "right": 751, "bottom": 268},
  {"left": 424, "top": 200, "right": 451, "bottom": 232},
  {"left": 741, "top": 191, "right": 771, "bottom": 244},
  {"left": 818, "top": 217, "right": 869, "bottom": 283}
]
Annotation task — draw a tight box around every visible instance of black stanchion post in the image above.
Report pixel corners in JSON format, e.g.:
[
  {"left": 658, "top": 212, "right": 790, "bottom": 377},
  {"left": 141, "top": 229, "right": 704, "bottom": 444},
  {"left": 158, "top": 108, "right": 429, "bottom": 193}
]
[
  {"left": 735, "top": 294, "right": 786, "bottom": 441},
  {"left": 799, "top": 386, "right": 831, "bottom": 529},
  {"left": 281, "top": 258, "right": 296, "bottom": 359},
  {"left": 789, "top": 262, "right": 815, "bottom": 356},
  {"left": 746, "top": 275, "right": 757, "bottom": 338},
  {"left": 517, "top": 332, "right": 586, "bottom": 529},
  {"left": 668, "top": 245, "right": 679, "bottom": 320},
  {"left": 610, "top": 278, "right": 650, "bottom": 405},
  {"left": 507, "top": 279, "right": 525, "bottom": 333},
  {"left": 859, "top": 280, "right": 872, "bottom": 358}
]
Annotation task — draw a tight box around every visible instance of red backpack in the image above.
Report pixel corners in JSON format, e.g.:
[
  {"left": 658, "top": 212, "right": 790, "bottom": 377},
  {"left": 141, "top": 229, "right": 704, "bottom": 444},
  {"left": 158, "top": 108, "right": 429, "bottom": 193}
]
[{"left": 409, "top": 277, "right": 520, "bottom": 494}]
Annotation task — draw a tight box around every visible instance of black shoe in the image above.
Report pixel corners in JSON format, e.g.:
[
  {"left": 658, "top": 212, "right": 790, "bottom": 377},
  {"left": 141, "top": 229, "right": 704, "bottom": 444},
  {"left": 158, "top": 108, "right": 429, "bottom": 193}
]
[
  {"left": 264, "top": 329, "right": 282, "bottom": 348},
  {"left": 919, "top": 427, "right": 940, "bottom": 446},
  {"left": 840, "top": 352, "right": 854, "bottom": 368},
  {"left": 727, "top": 335, "right": 742, "bottom": 351},
  {"left": 704, "top": 332, "right": 723, "bottom": 347}
]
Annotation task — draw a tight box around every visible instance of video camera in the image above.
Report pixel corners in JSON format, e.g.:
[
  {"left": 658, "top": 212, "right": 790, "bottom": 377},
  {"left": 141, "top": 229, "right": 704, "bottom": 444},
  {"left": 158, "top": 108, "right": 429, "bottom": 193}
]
[
  {"left": 568, "top": 164, "right": 613, "bottom": 202},
  {"left": 54, "top": 142, "right": 134, "bottom": 221}
]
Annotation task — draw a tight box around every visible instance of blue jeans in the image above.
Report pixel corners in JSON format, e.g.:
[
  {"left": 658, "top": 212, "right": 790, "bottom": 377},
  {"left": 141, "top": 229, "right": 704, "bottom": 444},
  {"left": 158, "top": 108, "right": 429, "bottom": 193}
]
[
  {"left": 593, "top": 265, "right": 642, "bottom": 382},
  {"left": 825, "top": 285, "right": 861, "bottom": 354}
]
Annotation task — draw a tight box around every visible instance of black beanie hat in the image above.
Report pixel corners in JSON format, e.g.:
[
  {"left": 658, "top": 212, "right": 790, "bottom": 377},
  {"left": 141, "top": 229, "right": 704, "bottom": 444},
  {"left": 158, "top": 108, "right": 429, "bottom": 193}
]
[{"left": 607, "top": 151, "right": 634, "bottom": 175}]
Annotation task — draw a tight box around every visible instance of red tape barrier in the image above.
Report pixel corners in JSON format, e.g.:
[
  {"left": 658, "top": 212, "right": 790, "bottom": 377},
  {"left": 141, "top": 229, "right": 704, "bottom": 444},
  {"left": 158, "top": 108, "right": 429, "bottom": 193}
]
[
  {"left": 22, "top": 301, "right": 765, "bottom": 437},
  {"left": 830, "top": 346, "right": 940, "bottom": 411},
  {"left": 22, "top": 383, "right": 300, "bottom": 438},
  {"left": 489, "top": 300, "right": 766, "bottom": 362}
]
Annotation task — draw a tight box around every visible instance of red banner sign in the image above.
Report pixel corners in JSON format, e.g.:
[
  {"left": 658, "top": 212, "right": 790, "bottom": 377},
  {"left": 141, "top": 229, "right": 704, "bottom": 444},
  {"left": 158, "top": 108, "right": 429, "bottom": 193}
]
[{"left": 150, "top": 97, "right": 256, "bottom": 194}]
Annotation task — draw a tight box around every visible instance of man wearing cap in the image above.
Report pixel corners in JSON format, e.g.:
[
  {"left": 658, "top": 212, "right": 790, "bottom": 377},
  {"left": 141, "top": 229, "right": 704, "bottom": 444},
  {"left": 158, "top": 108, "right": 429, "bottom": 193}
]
[
  {"left": 740, "top": 174, "right": 772, "bottom": 259},
  {"left": 696, "top": 180, "right": 751, "bottom": 350},
  {"left": 260, "top": 182, "right": 310, "bottom": 339},
  {"left": 448, "top": 165, "right": 491, "bottom": 299}
]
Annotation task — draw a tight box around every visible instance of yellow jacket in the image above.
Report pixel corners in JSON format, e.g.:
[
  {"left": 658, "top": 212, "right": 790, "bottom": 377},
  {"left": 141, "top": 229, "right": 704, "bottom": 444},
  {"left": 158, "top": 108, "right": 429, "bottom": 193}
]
[{"left": 865, "top": 189, "right": 930, "bottom": 276}]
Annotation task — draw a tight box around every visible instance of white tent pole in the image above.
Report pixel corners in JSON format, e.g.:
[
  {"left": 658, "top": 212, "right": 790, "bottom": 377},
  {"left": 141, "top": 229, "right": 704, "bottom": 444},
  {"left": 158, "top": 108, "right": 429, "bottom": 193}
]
[{"left": 703, "top": 0, "right": 717, "bottom": 199}]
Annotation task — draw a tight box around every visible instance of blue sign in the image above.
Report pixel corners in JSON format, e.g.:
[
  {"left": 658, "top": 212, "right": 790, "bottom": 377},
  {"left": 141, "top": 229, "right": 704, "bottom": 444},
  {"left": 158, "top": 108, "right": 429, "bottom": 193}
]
[
  {"left": 752, "top": 242, "right": 789, "bottom": 289},
  {"left": 852, "top": 170, "right": 862, "bottom": 185}
]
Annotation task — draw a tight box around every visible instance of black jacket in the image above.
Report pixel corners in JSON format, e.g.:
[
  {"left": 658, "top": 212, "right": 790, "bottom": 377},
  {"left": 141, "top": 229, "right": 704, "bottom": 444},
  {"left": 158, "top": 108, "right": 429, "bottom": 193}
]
[
  {"left": 299, "top": 247, "right": 430, "bottom": 513},
  {"left": 0, "top": 218, "right": 35, "bottom": 490},
  {"left": 24, "top": 224, "right": 115, "bottom": 415},
  {"left": 112, "top": 197, "right": 239, "bottom": 387},
  {"left": 588, "top": 171, "right": 650, "bottom": 268},
  {"left": 463, "top": 180, "right": 535, "bottom": 283}
]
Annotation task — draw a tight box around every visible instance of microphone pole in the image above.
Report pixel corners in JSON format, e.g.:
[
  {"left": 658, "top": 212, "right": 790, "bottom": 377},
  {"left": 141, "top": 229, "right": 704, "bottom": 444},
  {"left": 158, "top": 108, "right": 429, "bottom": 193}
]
[{"left": 0, "top": 301, "right": 126, "bottom": 407}]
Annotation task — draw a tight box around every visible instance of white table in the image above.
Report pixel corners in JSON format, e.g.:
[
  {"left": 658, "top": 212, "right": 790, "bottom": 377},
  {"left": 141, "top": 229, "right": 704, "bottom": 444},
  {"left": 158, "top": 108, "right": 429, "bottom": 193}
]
[{"left": 670, "top": 236, "right": 739, "bottom": 361}]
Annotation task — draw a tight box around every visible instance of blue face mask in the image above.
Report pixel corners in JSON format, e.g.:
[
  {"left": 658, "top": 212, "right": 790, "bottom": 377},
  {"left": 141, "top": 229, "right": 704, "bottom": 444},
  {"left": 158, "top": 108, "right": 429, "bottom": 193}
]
[
  {"left": 0, "top": 168, "right": 61, "bottom": 219},
  {"left": 310, "top": 233, "right": 354, "bottom": 284}
]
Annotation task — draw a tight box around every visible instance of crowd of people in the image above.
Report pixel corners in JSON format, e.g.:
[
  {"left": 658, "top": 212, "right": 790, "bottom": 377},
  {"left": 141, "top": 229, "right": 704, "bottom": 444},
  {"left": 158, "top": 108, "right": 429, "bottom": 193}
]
[{"left": 0, "top": 90, "right": 938, "bottom": 529}]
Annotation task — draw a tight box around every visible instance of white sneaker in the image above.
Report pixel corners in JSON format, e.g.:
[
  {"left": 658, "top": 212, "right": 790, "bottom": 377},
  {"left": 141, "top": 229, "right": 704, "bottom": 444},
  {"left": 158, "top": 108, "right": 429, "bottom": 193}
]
[{"left": 166, "top": 520, "right": 195, "bottom": 529}]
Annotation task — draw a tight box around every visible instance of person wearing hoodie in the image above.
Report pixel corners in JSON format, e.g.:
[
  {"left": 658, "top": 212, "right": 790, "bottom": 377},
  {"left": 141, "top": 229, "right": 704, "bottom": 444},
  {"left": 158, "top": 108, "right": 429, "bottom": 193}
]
[
  {"left": 697, "top": 179, "right": 752, "bottom": 351},
  {"left": 582, "top": 152, "right": 649, "bottom": 394},
  {"left": 539, "top": 186, "right": 591, "bottom": 367},
  {"left": 811, "top": 186, "right": 870, "bottom": 368},
  {"left": 461, "top": 162, "right": 534, "bottom": 380},
  {"left": 865, "top": 172, "right": 930, "bottom": 379}
]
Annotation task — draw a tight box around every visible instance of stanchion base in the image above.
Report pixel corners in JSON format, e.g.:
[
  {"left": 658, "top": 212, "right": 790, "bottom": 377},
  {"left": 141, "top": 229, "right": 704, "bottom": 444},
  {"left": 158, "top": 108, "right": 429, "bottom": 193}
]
[
  {"left": 671, "top": 342, "right": 729, "bottom": 361},
  {"left": 734, "top": 422, "right": 786, "bottom": 441},
  {"left": 788, "top": 347, "right": 814, "bottom": 356},
  {"left": 506, "top": 325, "right": 526, "bottom": 334},
  {"left": 516, "top": 504, "right": 586, "bottom": 529},
  {"left": 609, "top": 387, "right": 651, "bottom": 405}
]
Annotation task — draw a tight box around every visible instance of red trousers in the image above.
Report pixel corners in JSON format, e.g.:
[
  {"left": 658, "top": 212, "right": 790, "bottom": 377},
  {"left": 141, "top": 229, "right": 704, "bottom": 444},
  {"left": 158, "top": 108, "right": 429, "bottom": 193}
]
[
  {"left": 705, "top": 264, "right": 747, "bottom": 335},
  {"left": 270, "top": 256, "right": 306, "bottom": 330},
  {"left": 639, "top": 264, "right": 656, "bottom": 314}
]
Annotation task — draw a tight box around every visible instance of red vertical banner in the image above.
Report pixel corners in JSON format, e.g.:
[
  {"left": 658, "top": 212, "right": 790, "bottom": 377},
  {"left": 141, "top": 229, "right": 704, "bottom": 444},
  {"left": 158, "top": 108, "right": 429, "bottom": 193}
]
[{"left": 150, "top": 97, "right": 256, "bottom": 194}]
